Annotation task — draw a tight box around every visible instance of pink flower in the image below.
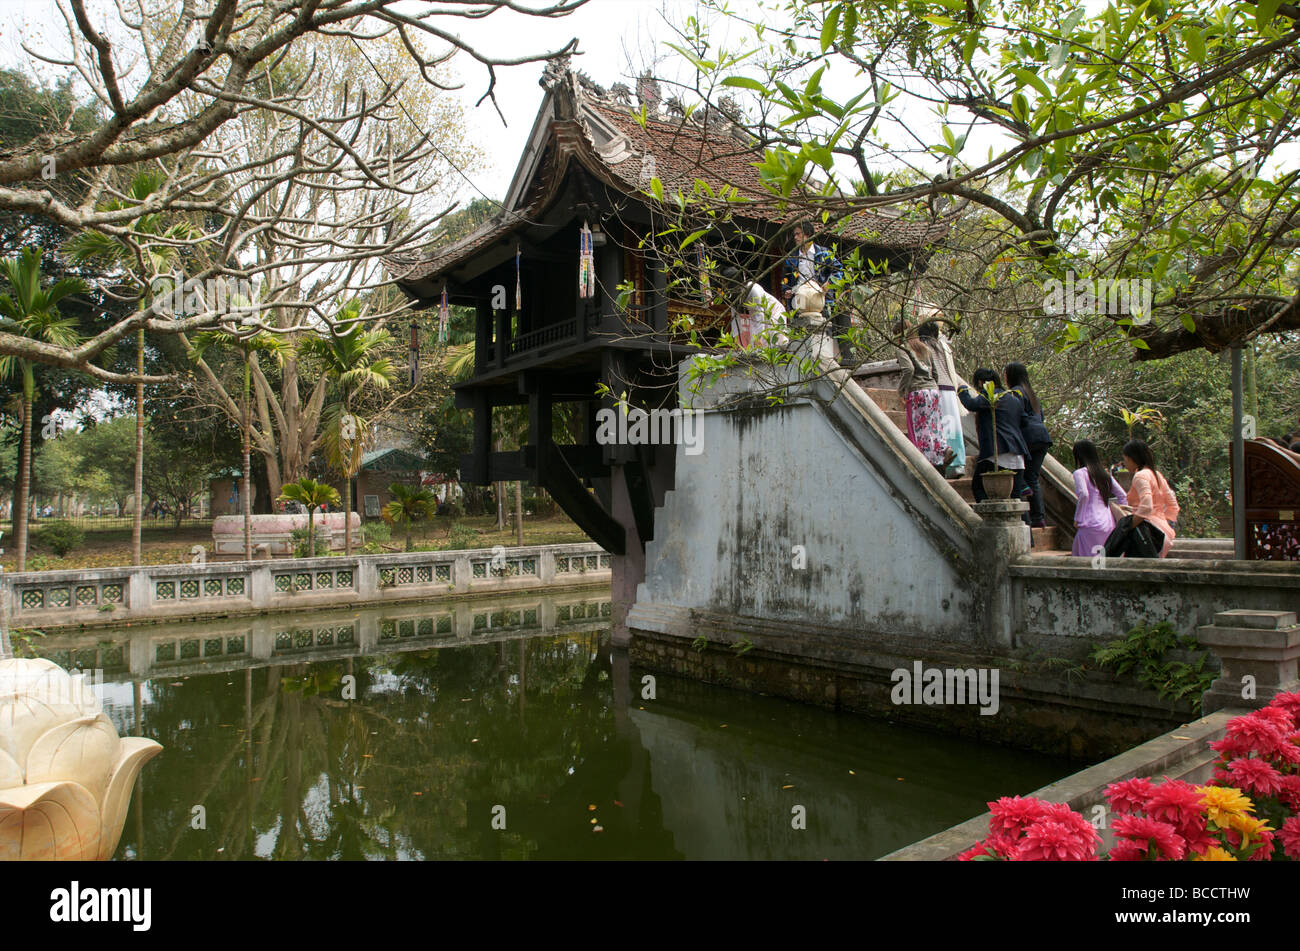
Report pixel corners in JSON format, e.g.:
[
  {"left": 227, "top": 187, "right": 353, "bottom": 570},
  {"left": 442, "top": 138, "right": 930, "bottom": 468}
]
[
  {"left": 1227, "top": 757, "right": 1285, "bottom": 798},
  {"left": 1222, "top": 713, "right": 1289, "bottom": 758},
  {"left": 1278, "top": 775, "right": 1300, "bottom": 812},
  {"left": 1252, "top": 705, "right": 1296, "bottom": 731},
  {"left": 1105, "top": 778, "right": 1154, "bottom": 815},
  {"left": 987, "top": 796, "right": 1053, "bottom": 837},
  {"left": 1010, "top": 818, "right": 1099, "bottom": 861},
  {"left": 1210, "top": 734, "right": 1256, "bottom": 759},
  {"left": 1144, "top": 779, "right": 1204, "bottom": 825},
  {"left": 1266, "top": 690, "right": 1300, "bottom": 723},
  {"left": 957, "top": 839, "right": 1005, "bottom": 861},
  {"left": 1279, "top": 817, "right": 1300, "bottom": 861},
  {"left": 1113, "top": 815, "right": 1187, "bottom": 860},
  {"left": 1248, "top": 828, "right": 1275, "bottom": 861},
  {"left": 1106, "top": 838, "right": 1146, "bottom": 861}
]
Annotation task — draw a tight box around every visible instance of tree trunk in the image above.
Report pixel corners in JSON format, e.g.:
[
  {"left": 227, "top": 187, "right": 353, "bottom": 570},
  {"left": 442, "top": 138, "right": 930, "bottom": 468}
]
[
  {"left": 495, "top": 482, "right": 505, "bottom": 531},
  {"left": 514, "top": 480, "right": 523, "bottom": 546},
  {"left": 15, "top": 396, "right": 31, "bottom": 571},
  {"left": 404, "top": 521, "right": 412, "bottom": 552},
  {"left": 243, "top": 357, "right": 252, "bottom": 560},
  {"left": 343, "top": 396, "right": 353, "bottom": 557},
  {"left": 132, "top": 329, "right": 144, "bottom": 566},
  {"left": 306, "top": 508, "right": 315, "bottom": 558}
]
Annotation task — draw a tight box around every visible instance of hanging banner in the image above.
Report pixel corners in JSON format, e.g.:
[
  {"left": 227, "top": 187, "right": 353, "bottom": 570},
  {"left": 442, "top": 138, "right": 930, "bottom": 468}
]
[
  {"left": 438, "top": 285, "right": 450, "bottom": 344},
  {"left": 515, "top": 244, "right": 522, "bottom": 313},
  {"left": 579, "top": 220, "right": 596, "bottom": 299}
]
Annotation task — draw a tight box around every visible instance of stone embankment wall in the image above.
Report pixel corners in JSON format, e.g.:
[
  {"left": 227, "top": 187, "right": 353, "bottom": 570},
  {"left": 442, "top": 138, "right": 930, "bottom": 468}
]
[{"left": 2, "top": 543, "right": 610, "bottom": 632}]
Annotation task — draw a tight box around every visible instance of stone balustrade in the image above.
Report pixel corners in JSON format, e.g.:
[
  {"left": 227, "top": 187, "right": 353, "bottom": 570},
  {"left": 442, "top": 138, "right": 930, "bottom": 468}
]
[{"left": 1, "top": 542, "right": 610, "bottom": 631}]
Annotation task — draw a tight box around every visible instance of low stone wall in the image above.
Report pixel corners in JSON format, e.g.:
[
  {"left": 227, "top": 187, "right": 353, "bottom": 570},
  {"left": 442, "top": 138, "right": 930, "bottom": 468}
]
[
  {"left": 1013, "top": 556, "right": 1300, "bottom": 656},
  {"left": 2, "top": 543, "right": 610, "bottom": 631},
  {"left": 880, "top": 708, "right": 1236, "bottom": 860}
]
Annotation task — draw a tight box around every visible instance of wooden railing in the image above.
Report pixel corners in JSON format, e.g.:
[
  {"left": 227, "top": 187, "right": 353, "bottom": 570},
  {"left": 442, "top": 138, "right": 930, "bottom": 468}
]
[{"left": 1238, "top": 440, "right": 1300, "bottom": 560}]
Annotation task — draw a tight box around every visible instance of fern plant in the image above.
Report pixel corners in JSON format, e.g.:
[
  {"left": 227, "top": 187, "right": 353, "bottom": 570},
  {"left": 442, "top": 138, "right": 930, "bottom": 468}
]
[{"left": 1091, "top": 622, "right": 1216, "bottom": 710}]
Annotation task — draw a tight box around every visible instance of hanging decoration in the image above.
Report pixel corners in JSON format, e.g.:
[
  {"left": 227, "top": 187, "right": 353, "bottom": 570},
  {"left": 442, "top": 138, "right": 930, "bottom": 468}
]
[
  {"left": 408, "top": 320, "right": 419, "bottom": 387},
  {"left": 438, "top": 285, "right": 450, "bottom": 344},
  {"left": 578, "top": 220, "right": 596, "bottom": 299},
  {"left": 515, "top": 243, "right": 522, "bottom": 313},
  {"left": 697, "top": 244, "right": 710, "bottom": 302}
]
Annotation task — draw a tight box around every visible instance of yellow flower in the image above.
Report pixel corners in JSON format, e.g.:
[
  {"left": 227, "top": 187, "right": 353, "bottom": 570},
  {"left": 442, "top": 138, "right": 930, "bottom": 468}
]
[
  {"left": 1223, "top": 812, "right": 1272, "bottom": 845},
  {"left": 1193, "top": 846, "right": 1237, "bottom": 862},
  {"left": 1196, "top": 785, "right": 1254, "bottom": 827}
]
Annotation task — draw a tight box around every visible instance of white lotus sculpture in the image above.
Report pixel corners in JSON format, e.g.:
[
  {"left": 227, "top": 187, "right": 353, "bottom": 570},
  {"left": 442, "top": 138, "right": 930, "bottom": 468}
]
[{"left": 0, "top": 658, "right": 162, "bottom": 860}]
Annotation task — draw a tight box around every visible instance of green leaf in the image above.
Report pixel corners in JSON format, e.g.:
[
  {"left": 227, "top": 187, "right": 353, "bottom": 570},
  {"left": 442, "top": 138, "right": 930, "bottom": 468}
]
[
  {"left": 1048, "top": 44, "right": 1067, "bottom": 69},
  {"left": 1257, "top": 0, "right": 1282, "bottom": 30},
  {"left": 679, "top": 228, "right": 709, "bottom": 249},
  {"left": 1180, "top": 313, "right": 1196, "bottom": 332},
  {"left": 1062, "top": 8, "right": 1085, "bottom": 33},
  {"left": 1130, "top": 338, "right": 1150, "bottom": 350},
  {"left": 962, "top": 31, "right": 980, "bottom": 66},
  {"left": 1184, "top": 27, "right": 1204, "bottom": 63},
  {"left": 820, "top": 5, "right": 841, "bottom": 51},
  {"left": 720, "top": 76, "right": 766, "bottom": 92},
  {"left": 842, "top": 2, "right": 858, "bottom": 45},
  {"left": 1010, "top": 66, "right": 1051, "bottom": 99},
  {"left": 650, "top": 177, "right": 664, "bottom": 201}
]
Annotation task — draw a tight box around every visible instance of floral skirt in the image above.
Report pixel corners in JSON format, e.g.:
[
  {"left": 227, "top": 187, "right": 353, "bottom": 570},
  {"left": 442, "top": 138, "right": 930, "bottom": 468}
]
[{"left": 905, "top": 388, "right": 948, "bottom": 466}]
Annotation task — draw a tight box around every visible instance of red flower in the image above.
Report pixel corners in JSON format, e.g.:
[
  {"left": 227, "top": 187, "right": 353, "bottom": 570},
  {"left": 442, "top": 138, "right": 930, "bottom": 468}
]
[
  {"left": 1278, "top": 775, "right": 1300, "bottom": 812},
  {"left": 1144, "top": 779, "right": 1205, "bottom": 826},
  {"left": 1227, "top": 757, "right": 1285, "bottom": 798},
  {"left": 987, "top": 796, "right": 1053, "bottom": 837},
  {"left": 1248, "top": 828, "right": 1275, "bottom": 861},
  {"left": 1253, "top": 705, "right": 1296, "bottom": 731},
  {"left": 1113, "top": 815, "right": 1187, "bottom": 860},
  {"left": 1106, "top": 838, "right": 1146, "bottom": 861},
  {"left": 1267, "top": 691, "right": 1300, "bottom": 723},
  {"left": 1011, "top": 818, "right": 1099, "bottom": 861},
  {"left": 1279, "top": 817, "right": 1300, "bottom": 861},
  {"left": 957, "top": 839, "right": 1004, "bottom": 861},
  {"left": 1222, "top": 713, "right": 1289, "bottom": 758},
  {"left": 1210, "top": 734, "right": 1256, "bottom": 759},
  {"left": 1105, "top": 778, "right": 1154, "bottom": 815}
]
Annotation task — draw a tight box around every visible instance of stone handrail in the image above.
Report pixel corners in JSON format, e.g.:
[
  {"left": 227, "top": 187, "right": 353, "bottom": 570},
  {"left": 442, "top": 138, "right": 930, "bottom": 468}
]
[{"left": 2, "top": 542, "right": 610, "bottom": 631}]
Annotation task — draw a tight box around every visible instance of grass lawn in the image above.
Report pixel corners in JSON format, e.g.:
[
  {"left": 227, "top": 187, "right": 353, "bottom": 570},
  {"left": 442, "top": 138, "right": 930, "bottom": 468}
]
[{"left": 0, "top": 513, "right": 592, "bottom": 573}]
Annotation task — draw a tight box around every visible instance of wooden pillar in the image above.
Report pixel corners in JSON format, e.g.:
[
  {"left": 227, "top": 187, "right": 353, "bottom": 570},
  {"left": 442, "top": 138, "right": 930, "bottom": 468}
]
[
  {"left": 467, "top": 390, "right": 491, "bottom": 485},
  {"left": 495, "top": 308, "right": 509, "bottom": 369},
  {"left": 475, "top": 299, "right": 491, "bottom": 373},
  {"left": 1232, "top": 346, "right": 1246, "bottom": 559}
]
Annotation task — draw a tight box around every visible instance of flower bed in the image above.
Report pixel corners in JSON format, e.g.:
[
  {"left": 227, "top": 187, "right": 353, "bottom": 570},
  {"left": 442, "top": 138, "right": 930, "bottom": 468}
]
[{"left": 960, "top": 691, "right": 1300, "bottom": 861}]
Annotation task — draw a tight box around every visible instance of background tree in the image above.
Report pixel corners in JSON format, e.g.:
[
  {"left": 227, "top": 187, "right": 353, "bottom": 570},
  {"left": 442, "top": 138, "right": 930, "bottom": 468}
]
[
  {"left": 0, "top": 248, "right": 84, "bottom": 569},
  {"left": 381, "top": 482, "right": 436, "bottom": 552},
  {"left": 277, "top": 477, "right": 340, "bottom": 558}
]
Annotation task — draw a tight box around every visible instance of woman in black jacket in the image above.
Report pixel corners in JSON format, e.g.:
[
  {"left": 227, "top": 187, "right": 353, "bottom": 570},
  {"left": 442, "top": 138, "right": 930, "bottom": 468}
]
[
  {"left": 1005, "top": 362, "right": 1053, "bottom": 528},
  {"left": 957, "top": 368, "right": 1031, "bottom": 503}
]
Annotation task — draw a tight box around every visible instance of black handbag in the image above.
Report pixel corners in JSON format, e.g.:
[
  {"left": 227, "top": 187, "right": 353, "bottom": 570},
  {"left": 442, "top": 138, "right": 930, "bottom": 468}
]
[{"left": 1104, "top": 515, "right": 1166, "bottom": 558}]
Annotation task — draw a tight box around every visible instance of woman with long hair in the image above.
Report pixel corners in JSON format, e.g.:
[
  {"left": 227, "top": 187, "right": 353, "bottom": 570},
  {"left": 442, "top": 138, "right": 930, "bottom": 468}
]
[
  {"left": 894, "top": 325, "right": 948, "bottom": 471},
  {"left": 917, "top": 315, "right": 965, "bottom": 476},
  {"left": 1005, "top": 362, "right": 1053, "bottom": 528},
  {"left": 1070, "top": 439, "right": 1128, "bottom": 557},
  {"left": 1122, "top": 438, "right": 1180, "bottom": 558}
]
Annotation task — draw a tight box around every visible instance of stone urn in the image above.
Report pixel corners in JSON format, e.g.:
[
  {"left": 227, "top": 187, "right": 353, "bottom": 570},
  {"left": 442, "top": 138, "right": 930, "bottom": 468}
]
[
  {"left": 982, "top": 470, "right": 1017, "bottom": 500},
  {"left": 786, "top": 281, "right": 837, "bottom": 364},
  {"left": 0, "top": 658, "right": 162, "bottom": 860}
]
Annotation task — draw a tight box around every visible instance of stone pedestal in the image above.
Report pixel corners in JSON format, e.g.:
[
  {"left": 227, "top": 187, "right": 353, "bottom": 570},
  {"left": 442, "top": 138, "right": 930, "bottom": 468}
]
[
  {"left": 1199, "top": 609, "right": 1300, "bottom": 713},
  {"left": 973, "top": 500, "right": 1029, "bottom": 647}
]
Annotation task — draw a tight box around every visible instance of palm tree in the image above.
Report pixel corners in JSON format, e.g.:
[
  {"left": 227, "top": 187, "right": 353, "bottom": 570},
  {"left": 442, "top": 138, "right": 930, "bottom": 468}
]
[
  {"left": 190, "top": 330, "right": 289, "bottom": 558},
  {"left": 381, "top": 482, "right": 436, "bottom": 552},
  {"left": 299, "top": 309, "right": 396, "bottom": 556},
  {"left": 0, "top": 247, "right": 84, "bottom": 571},
  {"left": 277, "top": 477, "right": 340, "bottom": 557},
  {"left": 67, "top": 170, "right": 195, "bottom": 565}
]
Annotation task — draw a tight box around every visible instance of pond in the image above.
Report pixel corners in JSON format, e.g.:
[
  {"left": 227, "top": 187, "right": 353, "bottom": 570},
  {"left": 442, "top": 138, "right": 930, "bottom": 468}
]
[{"left": 41, "top": 590, "right": 1072, "bottom": 860}]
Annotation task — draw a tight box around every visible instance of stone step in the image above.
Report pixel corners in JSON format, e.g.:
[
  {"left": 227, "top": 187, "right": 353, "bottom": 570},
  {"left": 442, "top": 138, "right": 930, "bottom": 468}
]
[
  {"left": 1030, "top": 525, "right": 1059, "bottom": 550},
  {"left": 885, "top": 409, "right": 906, "bottom": 430}
]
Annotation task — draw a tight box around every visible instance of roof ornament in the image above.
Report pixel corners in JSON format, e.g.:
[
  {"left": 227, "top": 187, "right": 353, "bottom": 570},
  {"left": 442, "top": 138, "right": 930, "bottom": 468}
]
[
  {"left": 610, "top": 82, "right": 632, "bottom": 106},
  {"left": 636, "top": 71, "right": 661, "bottom": 115},
  {"left": 541, "top": 54, "right": 572, "bottom": 91},
  {"left": 665, "top": 96, "right": 686, "bottom": 118}
]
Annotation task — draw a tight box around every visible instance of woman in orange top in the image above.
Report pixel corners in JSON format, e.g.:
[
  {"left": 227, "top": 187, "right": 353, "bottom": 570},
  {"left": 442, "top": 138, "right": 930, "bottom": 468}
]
[{"left": 1122, "top": 439, "right": 1180, "bottom": 558}]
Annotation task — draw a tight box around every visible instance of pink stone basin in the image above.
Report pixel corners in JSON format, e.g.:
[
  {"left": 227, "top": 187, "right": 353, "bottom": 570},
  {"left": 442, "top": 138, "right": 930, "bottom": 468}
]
[{"left": 212, "top": 512, "right": 362, "bottom": 554}]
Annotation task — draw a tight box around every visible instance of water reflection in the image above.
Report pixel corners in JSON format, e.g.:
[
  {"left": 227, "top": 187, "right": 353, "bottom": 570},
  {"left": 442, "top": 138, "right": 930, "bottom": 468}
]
[{"left": 29, "top": 591, "right": 1069, "bottom": 860}]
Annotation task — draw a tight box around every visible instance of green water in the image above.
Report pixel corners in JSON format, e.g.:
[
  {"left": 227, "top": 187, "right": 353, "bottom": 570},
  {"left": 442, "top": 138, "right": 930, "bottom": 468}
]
[{"left": 58, "top": 593, "right": 1070, "bottom": 860}]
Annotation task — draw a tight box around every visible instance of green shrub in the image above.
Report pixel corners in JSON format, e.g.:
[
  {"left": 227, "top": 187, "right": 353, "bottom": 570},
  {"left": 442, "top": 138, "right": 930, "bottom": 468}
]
[
  {"left": 363, "top": 521, "right": 391, "bottom": 544},
  {"left": 290, "top": 527, "right": 331, "bottom": 558},
  {"left": 38, "top": 521, "right": 84, "bottom": 557},
  {"left": 522, "top": 493, "right": 557, "bottom": 517},
  {"left": 443, "top": 522, "right": 480, "bottom": 551},
  {"left": 1091, "top": 621, "right": 1217, "bottom": 709}
]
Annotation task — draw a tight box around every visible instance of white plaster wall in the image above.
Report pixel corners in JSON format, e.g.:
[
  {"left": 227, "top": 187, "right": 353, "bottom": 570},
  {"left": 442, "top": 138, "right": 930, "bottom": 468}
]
[{"left": 636, "top": 398, "right": 976, "bottom": 640}]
